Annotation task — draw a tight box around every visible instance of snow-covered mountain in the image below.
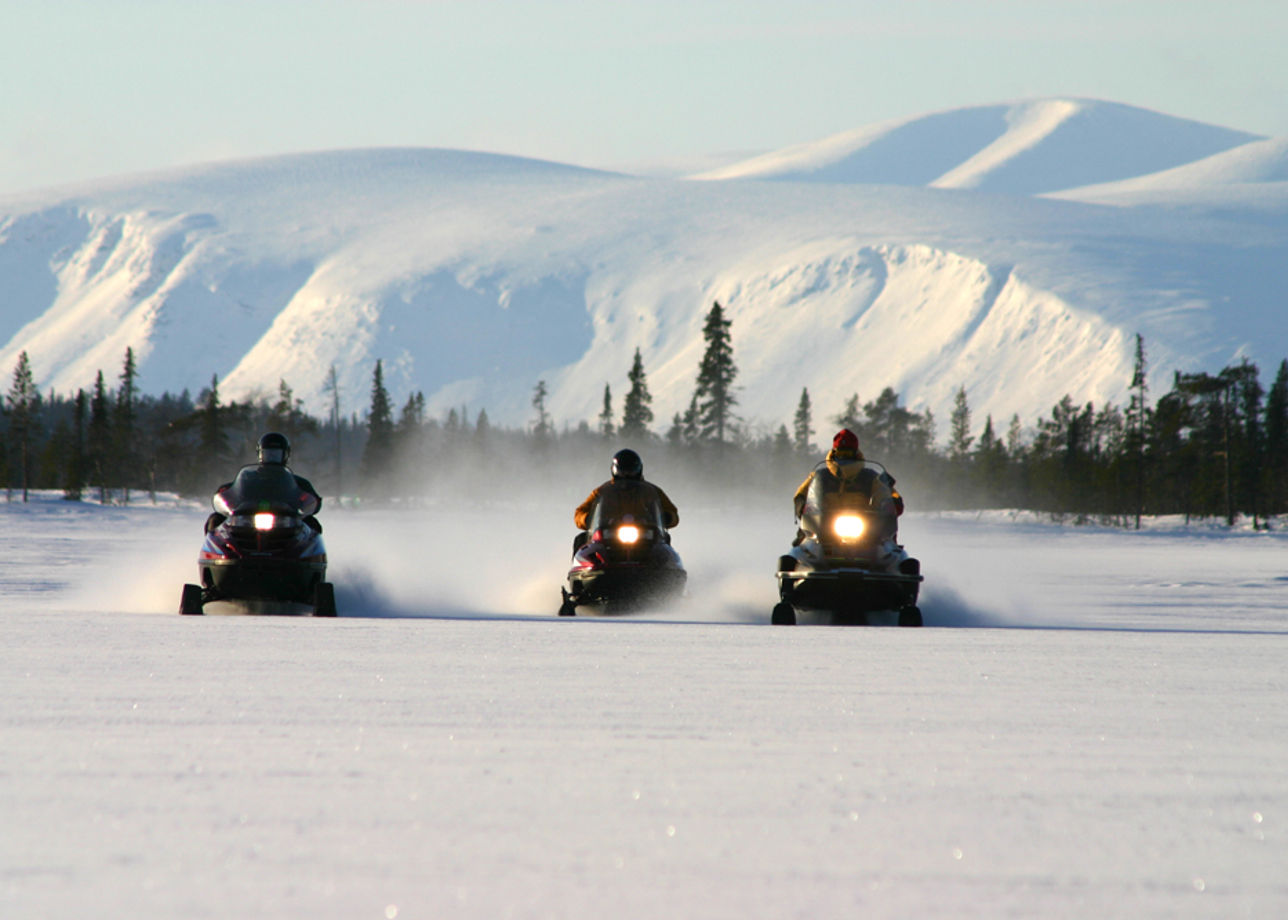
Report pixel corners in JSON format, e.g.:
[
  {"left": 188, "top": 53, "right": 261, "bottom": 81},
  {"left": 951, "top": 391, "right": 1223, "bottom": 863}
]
[
  {"left": 2, "top": 99, "right": 1286, "bottom": 440},
  {"left": 690, "top": 98, "right": 1261, "bottom": 194}
]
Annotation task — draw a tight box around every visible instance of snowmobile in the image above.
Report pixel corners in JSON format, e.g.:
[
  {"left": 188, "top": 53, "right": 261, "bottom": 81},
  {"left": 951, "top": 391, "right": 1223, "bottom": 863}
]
[
  {"left": 559, "top": 496, "right": 686, "bottom": 616},
  {"left": 773, "top": 460, "right": 922, "bottom": 626},
  {"left": 179, "top": 464, "right": 336, "bottom": 616}
]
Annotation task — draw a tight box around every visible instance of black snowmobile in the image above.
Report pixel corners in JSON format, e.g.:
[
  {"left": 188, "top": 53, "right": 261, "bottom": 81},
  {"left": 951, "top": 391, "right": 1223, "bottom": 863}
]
[
  {"left": 559, "top": 496, "right": 686, "bottom": 616},
  {"left": 773, "top": 460, "right": 922, "bottom": 626},
  {"left": 180, "top": 464, "right": 336, "bottom": 616}
]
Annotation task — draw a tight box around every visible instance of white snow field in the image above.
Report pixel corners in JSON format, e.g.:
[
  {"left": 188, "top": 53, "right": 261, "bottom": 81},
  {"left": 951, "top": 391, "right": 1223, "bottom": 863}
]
[{"left": 2, "top": 494, "right": 1286, "bottom": 919}]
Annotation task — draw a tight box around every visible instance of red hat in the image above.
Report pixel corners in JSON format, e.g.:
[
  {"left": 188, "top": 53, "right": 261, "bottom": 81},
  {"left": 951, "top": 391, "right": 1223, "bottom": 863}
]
[{"left": 833, "top": 429, "right": 859, "bottom": 452}]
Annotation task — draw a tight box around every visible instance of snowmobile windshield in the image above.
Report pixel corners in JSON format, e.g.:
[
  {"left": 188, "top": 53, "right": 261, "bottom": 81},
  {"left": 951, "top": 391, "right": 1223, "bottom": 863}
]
[
  {"left": 216, "top": 464, "right": 310, "bottom": 516},
  {"left": 586, "top": 481, "right": 668, "bottom": 534},
  {"left": 799, "top": 459, "right": 895, "bottom": 541}
]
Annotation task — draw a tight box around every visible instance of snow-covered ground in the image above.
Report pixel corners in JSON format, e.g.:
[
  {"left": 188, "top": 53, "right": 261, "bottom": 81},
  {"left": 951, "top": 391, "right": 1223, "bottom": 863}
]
[{"left": 2, "top": 494, "right": 1286, "bottom": 918}]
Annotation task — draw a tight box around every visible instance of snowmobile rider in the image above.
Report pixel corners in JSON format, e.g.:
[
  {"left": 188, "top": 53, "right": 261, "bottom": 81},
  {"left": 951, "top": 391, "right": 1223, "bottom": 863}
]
[
  {"left": 574, "top": 448, "right": 679, "bottom": 547},
  {"left": 793, "top": 429, "right": 904, "bottom": 538},
  {"left": 204, "top": 432, "right": 324, "bottom": 533}
]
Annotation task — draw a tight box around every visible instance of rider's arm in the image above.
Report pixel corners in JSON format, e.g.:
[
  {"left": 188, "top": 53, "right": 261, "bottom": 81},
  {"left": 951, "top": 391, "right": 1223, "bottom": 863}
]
[
  {"left": 292, "top": 475, "right": 322, "bottom": 517},
  {"left": 574, "top": 486, "right": 602, "bottom": 531},
  {"left": 655, "top": 486, "right": 679, "bottom": 528},
  {"left": 879, "top": 471, "right": 904, "bottom": 515},
  {"left": 793, "top": 472, "right": 815, "bottom": 518}
]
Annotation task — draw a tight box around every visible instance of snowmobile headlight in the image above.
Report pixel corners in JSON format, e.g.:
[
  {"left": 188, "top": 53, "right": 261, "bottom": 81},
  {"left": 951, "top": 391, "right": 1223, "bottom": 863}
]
[
  {"left": 253, "top": 512, "right": 277, "bottom": 531},
  {"left": 833, "top": 514, "right": 865, "bottom": 540},
  {"left": 616, "top": 524, "right": 641, "bottom": 545}
]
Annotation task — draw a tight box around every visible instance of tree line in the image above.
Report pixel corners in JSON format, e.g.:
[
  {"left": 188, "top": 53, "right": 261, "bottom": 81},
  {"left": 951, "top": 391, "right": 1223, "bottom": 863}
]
[{"left": 5, "top": 308, "right": 1288, "bottom": 525}]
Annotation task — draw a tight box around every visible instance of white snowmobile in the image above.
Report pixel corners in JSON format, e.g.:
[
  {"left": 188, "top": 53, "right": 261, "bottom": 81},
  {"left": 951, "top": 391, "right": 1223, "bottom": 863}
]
[{"left": 773, "top": 459, "right": 922, "bottom": 626}]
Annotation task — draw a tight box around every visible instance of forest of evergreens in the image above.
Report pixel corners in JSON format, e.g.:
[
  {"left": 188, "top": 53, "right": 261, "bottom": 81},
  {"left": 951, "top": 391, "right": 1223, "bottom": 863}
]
[{"left": 5, "top": 303, "right": 1287, "bottom": 527}]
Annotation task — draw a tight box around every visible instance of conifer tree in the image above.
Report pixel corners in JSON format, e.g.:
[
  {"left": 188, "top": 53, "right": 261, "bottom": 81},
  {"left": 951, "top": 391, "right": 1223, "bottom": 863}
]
[
  {"left": 1125, "top": 334, "right": 1150, "bottom": 528},
  {"left": 681, "top": 393, "right": 700, "bottom": 445},
  {"left": 832, "top": 393, "right": 862, "bottom": 435},
  {"left": 269, "top": 379, "right": 316, "bottom": 443},
  {"left": 115, "top": 348, "right": 138, "bottom": 502},
  {"left": 1228, "top": 359, "right": 1264, "bottom": 524},
  {"left": 323, "top": 364, "right": 343, "bottom": 501},
  {"left": 792, "top": 388, "right": 814, "bottom": 453},
  {"left": 974, "top": 414, "right": 1008, "bottom": 503},
  {"left": 63, "top": 388, "right": 88, "bottom": 500},
  {"left": 396, "top": 390, "right": 426, "bottom": 470},
  {"left": 948, "top": 385, "right": 974, "bottom": 459},
  {"left": 362, "top": 360, "right": 395, "bottom": 487},
  {"left": 773, "top": 424, "right": 792, "bottom": 454},
  {"left": 89, "top": 370, "right": 113, "bottom": 502},
  {"left": 598, "top": 384, "right": 615, "bottom": 439},
  {"left": 531, "top": 380, "right": 553, "bottom": 444},
  {"left": 620, "top": 348, "right": 654, "bottom": 439},
  {"left": 692, "top": 301, "right": 738, "bottom": 444},
  {"left": 1264, "top": 359, "right": 1288, "bottom": 513},
  {"left": 1006, "top": 414, "right": 1024, "bottom": 457},
  {"left": 665, "top": 412, "right": 685, "bottom": 446},
  {"left": 5, "top": 351, "right": 40, "bottom": 501}
]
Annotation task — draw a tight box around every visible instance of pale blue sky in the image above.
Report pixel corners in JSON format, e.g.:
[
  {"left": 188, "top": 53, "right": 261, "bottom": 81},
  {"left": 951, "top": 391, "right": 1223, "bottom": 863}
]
[{"left": 2, "top": 0, "right": 1284, "bottom": 194}]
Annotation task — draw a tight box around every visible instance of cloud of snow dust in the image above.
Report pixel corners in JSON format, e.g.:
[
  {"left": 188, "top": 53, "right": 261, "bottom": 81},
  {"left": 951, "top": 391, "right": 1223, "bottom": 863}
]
[{"left": 35, "top": 460, "right": 1051, "bottom": 631}]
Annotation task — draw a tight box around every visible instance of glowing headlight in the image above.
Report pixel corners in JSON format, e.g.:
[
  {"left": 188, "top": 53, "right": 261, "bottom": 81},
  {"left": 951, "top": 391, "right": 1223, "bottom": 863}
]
[
  {"left": 253, "top": 512, "right": 277, "bottom": 531},
  {"left": 832, "top": 514, "right": 865, "bottom": 540},
  {"left": 616, "top": 524, "right": 641, "bottom": 544}
]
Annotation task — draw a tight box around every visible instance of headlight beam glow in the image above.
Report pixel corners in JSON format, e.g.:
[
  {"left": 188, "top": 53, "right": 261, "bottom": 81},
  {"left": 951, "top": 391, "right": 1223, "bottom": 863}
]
[{"left": 833, "top": 514, "right": 865, "bottom": 540}]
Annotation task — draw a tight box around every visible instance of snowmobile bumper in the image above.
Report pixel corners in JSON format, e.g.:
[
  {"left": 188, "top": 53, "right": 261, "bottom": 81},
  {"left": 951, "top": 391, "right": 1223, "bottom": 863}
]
[
  {"left": 566, "top": 566, "right": 687, "bottom": 614},
  {"left": 201, "top": 557, "right": 327, "bottom": 604},
  {"left": 778, "top": 567, "right": 921, "bottom": 619}
]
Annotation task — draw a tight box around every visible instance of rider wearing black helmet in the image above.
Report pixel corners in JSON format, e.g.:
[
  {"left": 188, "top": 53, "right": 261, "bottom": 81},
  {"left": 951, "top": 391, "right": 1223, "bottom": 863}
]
[
  {"left": 205, "top": 432, "right": 324, "bottom": 533},
  {"left": 575, "top": 448, "right": 679, "bottom": 534}
]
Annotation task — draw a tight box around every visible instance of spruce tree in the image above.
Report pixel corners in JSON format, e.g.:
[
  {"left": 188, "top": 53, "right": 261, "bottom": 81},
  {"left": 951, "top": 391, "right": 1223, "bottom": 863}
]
[
  {"left": 692, "top": 301, "right": 738, "bottom": 444},
  {"left": 681, "top": 393, "right": 700, "bottom": 445},
  {"left": 1125, "top": 334, "right": 1149, "bottom": 528},
  {"left": 598, "top": 384, "right": 615, "bottom": 439},
  {"left": 832, "top": 393, "right": 862, "bottom": 436},
  {"left": 1006, "top": 414, "right": 1024, "bottom": 457},
  {"left": 269, "top": 379, "right": 316, "bottom": 443},
  {"left": 362, "top": 360, "right": 395, "bottom": 488},
  {"left": 473, "top": 409, "right": 490, "bottom": 454},
  {"left": 620, "top": 348, "right": 654, "bottom": 439},
  {"left": 396, "top": 391, "right": 426, "bottom": 471},
  {"left": 63, "top": 388, "right": 88, "bottom": 500},
  {"left": 773, "top": 424, "right": 792, "bottom": 455},
  {"left": 665, "top": 412, "right": 685, "bottom": 446},
  {"left": 531, "top": 380, "right": 553, "bottom": 443},
  {"left": 1264, "top": 359, "right": 1288, "bottom": 513},
  {"left": 115, "top": 348, "right": 138, "bottom": 502},
  {"left": 5, "top": 351, "right": 40, "bottom": 501},
  {"left": 792, "top": 388, "right": 814, "bottom": 453},
  {"left": 89, "top": 370, "right": 113, "bottom": 502},
  {"left": 323, "top": 364, "right": 343, "bottom": 501},
  {"left": 974, "top": 414, "right": 1008, "bottom": 503},
  {"left": 948, "top": 385, "right": 974, "bottom": 459}
]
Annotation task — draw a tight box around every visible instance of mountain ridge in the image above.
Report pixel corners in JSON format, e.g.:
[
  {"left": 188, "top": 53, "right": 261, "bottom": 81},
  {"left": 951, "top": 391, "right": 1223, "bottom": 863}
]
[{"left": 2, "top": 99, "right": 1285, "bottom": 441}]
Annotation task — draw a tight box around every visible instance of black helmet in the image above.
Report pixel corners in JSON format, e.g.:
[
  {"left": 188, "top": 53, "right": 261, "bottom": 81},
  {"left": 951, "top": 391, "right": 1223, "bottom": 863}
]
[
  {"left": 258, "top": 432, "right": 291, "bottom": 465},
  {"left": 611, "top": 448, "right": 643, "bottom": 481}
]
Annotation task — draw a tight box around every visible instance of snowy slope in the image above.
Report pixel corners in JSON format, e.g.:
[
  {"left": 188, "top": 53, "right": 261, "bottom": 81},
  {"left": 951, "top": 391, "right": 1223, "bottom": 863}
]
[
  {"left": 2, "top": 103, "right": 1287, "bottom": 438},
  {"left": 1051, "top": 136, "right": 1288, "bottom": 205},
  {"left": 691, "top": 98, "right": 1261, "bottom": 195}
]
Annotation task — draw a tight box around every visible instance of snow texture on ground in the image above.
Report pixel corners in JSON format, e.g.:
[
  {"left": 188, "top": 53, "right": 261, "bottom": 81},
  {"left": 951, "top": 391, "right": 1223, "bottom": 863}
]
[{"left": 2, "top": 494, "right": 1286, "bottom": 918}]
